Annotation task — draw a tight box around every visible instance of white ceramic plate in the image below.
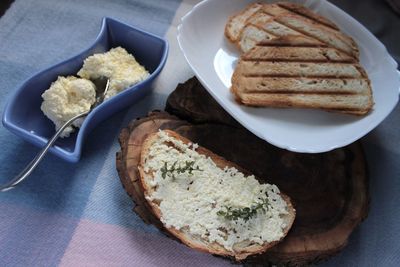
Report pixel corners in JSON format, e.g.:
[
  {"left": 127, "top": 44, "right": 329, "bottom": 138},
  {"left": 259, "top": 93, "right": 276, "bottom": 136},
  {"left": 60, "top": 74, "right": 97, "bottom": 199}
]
[{"left": 177, "top": 0, "right": 400, "bottom": 153}]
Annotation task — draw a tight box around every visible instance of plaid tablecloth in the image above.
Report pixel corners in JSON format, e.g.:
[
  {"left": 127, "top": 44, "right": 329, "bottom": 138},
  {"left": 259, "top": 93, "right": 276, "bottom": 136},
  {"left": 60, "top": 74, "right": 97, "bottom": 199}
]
[{"left": 0, "top": 0, "right": 399, "bottom": 266}]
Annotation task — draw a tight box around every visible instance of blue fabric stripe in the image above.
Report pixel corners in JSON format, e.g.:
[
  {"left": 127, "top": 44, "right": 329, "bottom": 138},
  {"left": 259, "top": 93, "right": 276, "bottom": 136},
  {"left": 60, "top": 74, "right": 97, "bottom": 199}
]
[
  {"left": 0, "top": 0, "right": 181, "bottom": 265},
  {"left": 0, "top": 203, "right": 80, "bottom": 267},
  {"left": 80, "top": 93, "right": 168, "bottom": 234}
]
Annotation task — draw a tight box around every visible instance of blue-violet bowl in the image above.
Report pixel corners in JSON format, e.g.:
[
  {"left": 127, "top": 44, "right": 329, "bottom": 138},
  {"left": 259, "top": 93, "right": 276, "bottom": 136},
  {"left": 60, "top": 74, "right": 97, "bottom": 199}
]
[{"left": 2, "top": 17, "right": 168, "bottom": 162}]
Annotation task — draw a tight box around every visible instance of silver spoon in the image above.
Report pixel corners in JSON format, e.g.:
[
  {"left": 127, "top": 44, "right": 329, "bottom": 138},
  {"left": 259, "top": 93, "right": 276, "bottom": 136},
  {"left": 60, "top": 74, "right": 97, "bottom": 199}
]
[{"left": 0, "top": 77, "right": 110, "bottom": 192}]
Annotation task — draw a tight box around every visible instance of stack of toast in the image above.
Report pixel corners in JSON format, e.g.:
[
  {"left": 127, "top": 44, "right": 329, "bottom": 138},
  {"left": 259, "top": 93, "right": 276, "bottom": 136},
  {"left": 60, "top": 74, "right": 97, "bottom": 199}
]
[{"left": 225, "top": 2, "right": 373, "bottom": 115}]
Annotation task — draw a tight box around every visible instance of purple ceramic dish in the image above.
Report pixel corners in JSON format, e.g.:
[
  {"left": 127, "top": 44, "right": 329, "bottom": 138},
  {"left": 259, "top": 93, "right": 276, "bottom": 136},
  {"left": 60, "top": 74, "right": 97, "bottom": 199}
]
[{"left": 2, "top": 17, "right": 168, "bottom": 162}]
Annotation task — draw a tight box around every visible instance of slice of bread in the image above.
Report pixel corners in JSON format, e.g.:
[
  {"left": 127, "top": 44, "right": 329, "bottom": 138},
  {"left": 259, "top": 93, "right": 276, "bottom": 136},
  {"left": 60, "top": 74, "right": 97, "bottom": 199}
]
[
  {"left": 237, "top": 93, "right": 373, "bottom": 112},
  {"left": 225, "top": 3, "right": 263, "bottom": 42},
  {"left": 238, "top": 24, "right": 277, "bottom": 53},
  {"left": 235, "top": 61, "right": 364, "bottom": 78},
  {"left": 277, "top": 2, "right": 339, "bottom": 30},
  {"left": 231, "top": 39, "right": 373, "bottom": 115},
  {"left": 241, "top": 45, "right": 355, "bottom": 62},
  {"left": 225, "top": 2, "right": 358, "bottom": 57},
  {"left": 138, "top": 130, "right": 296, "bottom": 261},
  {"left": 232, "top": 77, "right": 371, "bottom": 95}
]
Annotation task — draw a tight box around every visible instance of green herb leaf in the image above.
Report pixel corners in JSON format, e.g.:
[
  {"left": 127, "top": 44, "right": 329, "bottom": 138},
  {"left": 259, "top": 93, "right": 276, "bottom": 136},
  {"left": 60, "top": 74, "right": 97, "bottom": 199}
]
[
  {"left": 160, "top": 160, "right": 202, "bottom": 180},
  {"left": 217, "top": 197, "right": 270, "bottom": 222},
  {"left": 161, "top": 162, "right": 168, "bottom": 179}
]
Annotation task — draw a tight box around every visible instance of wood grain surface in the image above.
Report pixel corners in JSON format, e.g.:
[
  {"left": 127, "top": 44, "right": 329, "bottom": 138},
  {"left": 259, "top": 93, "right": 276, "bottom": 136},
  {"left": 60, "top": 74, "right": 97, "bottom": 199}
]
[{"left": 117, "top": 78, "right": 369, "bottom": 266}]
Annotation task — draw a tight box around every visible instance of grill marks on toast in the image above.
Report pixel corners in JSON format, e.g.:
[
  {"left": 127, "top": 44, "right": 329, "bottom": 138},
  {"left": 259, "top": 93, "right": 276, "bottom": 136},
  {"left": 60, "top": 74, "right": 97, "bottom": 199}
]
[
  {"left": 225, "top": 3, "right": 263, "bottom": 42},
  {"left": 239, "top": 10, "right": 322, "bottom": 52},
  {"left": 269, "top": 14, "right": 358, "bottom": 58},
  {"left": 241, "top": 46, "right": 355, "bottom": 62},
  {"left": 238, "top": 24, "right": 277, "bottom": 53},
  {"left": 227, "top": 3, "right": 373, "bottom": 115},
  {"left": 247, "top": 11, "right": 302, "bottom": 38},
  {"left": 257, "top": 35, "right": 327, "bottom": 47},
  {"left": 232, "top": 77, "right": 371, "bottom": 94},
  {"left": 277, "top": 2, "right": 339, "bottom": 30},
  {"left": 236, "top": 61, "right": 363, "bottom": 78},
  {"left": 228, "top": 3, "right": 358, "bottom": 57},
  {"left": 232, "top": 44, "right": 373, "bottom": 114},
  {"left": 238, "top": 93, "right": 372, "bottom": 111}
]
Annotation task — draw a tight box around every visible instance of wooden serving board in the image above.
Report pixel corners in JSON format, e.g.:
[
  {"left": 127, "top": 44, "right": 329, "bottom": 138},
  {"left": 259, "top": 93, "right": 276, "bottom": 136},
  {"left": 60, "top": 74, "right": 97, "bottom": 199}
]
[{"left": 116, "top": 77, "right": 369, "bottom": 266}]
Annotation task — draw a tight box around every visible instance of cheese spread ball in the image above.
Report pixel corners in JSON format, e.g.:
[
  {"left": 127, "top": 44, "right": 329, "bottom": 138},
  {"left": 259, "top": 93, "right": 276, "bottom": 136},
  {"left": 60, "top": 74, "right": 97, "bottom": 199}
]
[
  {"left": 41, "top": 76, "right": 96, "bottom": 137},
  {"left": 78, "top": 47, "right": 149, "bottom": 99}
]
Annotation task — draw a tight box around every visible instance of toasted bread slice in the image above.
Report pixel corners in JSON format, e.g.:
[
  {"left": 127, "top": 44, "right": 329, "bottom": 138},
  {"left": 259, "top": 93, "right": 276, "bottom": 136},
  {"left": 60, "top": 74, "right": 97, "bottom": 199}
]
[
  {"left": 232, "top": 77, "right": 371, "bottom": 95},
  {"left": 237, "top": 93, "right": 372, "bottom": 114},
  {"left": 277, "top": 2, "right": 339, "bottom": 30},
  {"left": 235, "top": 61, "right": 364, "bottom": 78},
  {"left": 237, "top": 24, "right": 277, "bottom": 53},
  {"left": 138, "top": 130, "right": 296, "bottom": 261},
  {"left": 256, "top": 34, "right": 325, "bottom": 47},
  {"left": 235, "top": 7, "right": 322, "bottom": 53},
  {"left": 246, "top": 10, "right": 300, "bottom": 37},
  {"left": 244, "top": 10, "right": 323, "bottom": 48},
  {"left": 225, "top": 3, "right": 263, "bottom": 42},
  {"left": 226, "top": 2, "right": 359, "bottom": 57},
  {"left": 231, "top": 41, "right": 373, "bottom": 115},
  {"left": 241, "top": 45, "right": 355, "bottom": 62},
  {"left": 261, "top": 3, "right": 358, "bottom": 57}
]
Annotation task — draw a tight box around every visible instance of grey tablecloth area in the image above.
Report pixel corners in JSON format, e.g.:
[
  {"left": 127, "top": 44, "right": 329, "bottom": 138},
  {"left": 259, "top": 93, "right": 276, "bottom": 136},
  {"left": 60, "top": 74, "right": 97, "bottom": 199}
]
[{"left": 332, "top": 0, "right": 400, "bottom": 64}]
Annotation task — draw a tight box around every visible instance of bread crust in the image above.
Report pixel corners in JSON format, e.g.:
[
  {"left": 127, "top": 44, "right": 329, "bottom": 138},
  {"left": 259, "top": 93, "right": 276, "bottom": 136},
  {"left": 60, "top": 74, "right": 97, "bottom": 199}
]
[{"left": 138, "top": 130, "right": 296, "bottom": 261}]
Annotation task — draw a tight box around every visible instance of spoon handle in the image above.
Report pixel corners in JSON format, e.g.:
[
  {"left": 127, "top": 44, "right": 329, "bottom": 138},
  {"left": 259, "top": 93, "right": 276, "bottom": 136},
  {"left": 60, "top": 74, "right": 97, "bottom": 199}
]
[{"left": 0, "top": 111, "right": 88, "bottom": 192}]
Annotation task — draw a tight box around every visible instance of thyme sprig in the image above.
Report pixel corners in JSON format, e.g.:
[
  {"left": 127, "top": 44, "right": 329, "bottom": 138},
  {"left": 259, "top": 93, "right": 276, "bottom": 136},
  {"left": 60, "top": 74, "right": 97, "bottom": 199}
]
[
  {"left": 217, "top": 197, "right": 269, "bottom": 222},
  {"left": 160, "top": 161, "right": 202, "bottom": 180}
]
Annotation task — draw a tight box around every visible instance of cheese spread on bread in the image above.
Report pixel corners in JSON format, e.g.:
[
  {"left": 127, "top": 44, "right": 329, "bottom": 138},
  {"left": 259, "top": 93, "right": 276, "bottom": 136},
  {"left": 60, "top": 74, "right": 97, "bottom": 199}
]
[{"left": 142, "top": 130, "right": 289, "bottom": 251}]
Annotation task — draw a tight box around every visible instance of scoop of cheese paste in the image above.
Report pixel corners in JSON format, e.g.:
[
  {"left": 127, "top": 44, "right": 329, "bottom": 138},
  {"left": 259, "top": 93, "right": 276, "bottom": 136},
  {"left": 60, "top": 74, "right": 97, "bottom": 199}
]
[
  {"left": 78, "top": 47, "right": 149, "bottom": 99},
  {"left": 143, "top": 130, "right": 290, "bottom": 251},
  {"left": 41, "top": 76, "right": 96, "bottom": 137}
]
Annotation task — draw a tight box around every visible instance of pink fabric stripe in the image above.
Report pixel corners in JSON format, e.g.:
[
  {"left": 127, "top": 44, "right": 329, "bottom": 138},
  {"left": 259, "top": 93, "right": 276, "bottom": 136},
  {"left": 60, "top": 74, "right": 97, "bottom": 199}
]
[{"left": 60, "top": 219, "right": 232, "bottom": 266}]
